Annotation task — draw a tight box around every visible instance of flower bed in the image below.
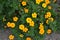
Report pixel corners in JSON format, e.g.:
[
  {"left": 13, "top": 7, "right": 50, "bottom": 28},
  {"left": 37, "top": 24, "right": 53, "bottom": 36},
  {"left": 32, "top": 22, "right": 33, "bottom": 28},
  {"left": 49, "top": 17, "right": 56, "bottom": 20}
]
[{"left": 0, "top": 0, "right": 57, "bottom": 40}]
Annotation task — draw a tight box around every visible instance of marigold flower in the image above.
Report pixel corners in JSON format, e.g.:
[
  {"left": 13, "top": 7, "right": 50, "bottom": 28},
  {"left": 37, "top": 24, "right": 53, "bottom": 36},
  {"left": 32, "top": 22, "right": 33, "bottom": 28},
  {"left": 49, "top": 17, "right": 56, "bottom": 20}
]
[
  {"left": 7, "top": 22, "right": 11, "bottom": 27},
  {"left": 46, "top": 20, "right": 48, "bottom": 24},
  {"left": 48, "top": 6, "right": 52, "bottom": 10},
  {"left": 36, "top": 0, "right": 43, "bottom": 4},
  {"left": 13, "top": 16, "right": 18, "bottom": 22},
  {"left": 45, "top": 0, "right": 50, "bottom": 5},
  {"left": 45, "top": 15, "right": 49, "bottom": 18},
  {"left": 19, "top": 24, "right": 25, "bottom": 30},
  {"left": 48, "top": 17, "right": 54, "bottom": 22},
  {"left": 45, "top": 12, "right": 51, "bottom": 18},
  {"left": 9, "top": 35, "right": 14, "bottom": 40},
  {"left": 19, "top": 34, "right": 24, "bottom": 38},
  {"left": 39, "top": 29, "right": 44, "bottom": 35},
  {"left": 46, "top": 17, "right": 54, "bottom": 24},
  {"left": 42, "top": 3, "right": 47, "bottom": 8},
  {"left": 22, "top": 1, "right": 26, "bottom": 6},
  {"left": 26, "top": 37, "right": 32, "bottom": 40},
  {"left": 32, "top": 12, "right": 37, "bottom": 18},
  {"left": 29, "top": 21, "right": 34, "bottom": 27},
  {"left": 47, "top": 29, "right": 52, "bottom": 34},
  {"left": 26, "top": 17, "right": 32, "bottom": 23},
  {"left": 10, "top": 23, "right": 15, "bottom": 28},
  {"left": 23, "top": 27, "right": 28, "bottom": 32},
  {"left": 24, "top": 8, "right": 29, "bottom": 13},
  {"left": 39, "top": 23, "right": 44, "bottom": 29}
]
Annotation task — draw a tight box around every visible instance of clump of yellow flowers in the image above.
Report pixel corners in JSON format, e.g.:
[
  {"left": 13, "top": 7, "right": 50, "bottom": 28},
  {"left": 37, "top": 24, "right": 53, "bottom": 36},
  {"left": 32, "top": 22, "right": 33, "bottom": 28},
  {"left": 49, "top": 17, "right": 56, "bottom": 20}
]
[
  {"left": 26, "top": 17, "right": 35, "bottom": 27},
  {"left": 7, "top": 22, "right": 15, "bottom": 28},
  {"left": 39, "top": 23, "right": 45, "bottom": 35},
  {"left": 45, "top": 12, "right": 54, "bottom": 24},
  {"left": 45, "top": 12, "right": 51, "bottom": 18},
  {"left": 19, "top": 24, "right": 28, "bottom": 32}
]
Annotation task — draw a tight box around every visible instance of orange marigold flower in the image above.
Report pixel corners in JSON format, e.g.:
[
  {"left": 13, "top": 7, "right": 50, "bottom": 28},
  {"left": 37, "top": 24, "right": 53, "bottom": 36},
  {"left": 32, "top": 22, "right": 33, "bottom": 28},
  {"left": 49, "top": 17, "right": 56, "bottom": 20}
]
[
  {"left": 36, "top": 0, "right": 43, "bottom": 4},
  {"left": 29, "top": 21, "right": 35, "bottom": 27},
  {"left": 24, "top": 8, "right": 29, "bottom": 13},
  {"left": 9, "top": 34, "right": 14, "bottom": 40},
  {"left": 22, "top": 1, "right": 26, "bottom": 6},
  {"left": 45, "top": 0, "right": 50, "bottom": 5},
  {"left": 47, "top": 29, "right": 52, "bottom": 34},
  {"left": 10, "top": 23, "right": 15, "bottom": 28},
  {"left": 7, "top": 22, "right": 11, "bottom": 27},
  {"left": 23, "top": 27, "right": 28, "bottom": 32},
  {"left": 39, "top": 23, "right": 44, "bottom": 29},
  {"left": 26, "top": 37, "right": 32, "bottom": 40},
  {"left": 39, "top": 29, "right": 44, "bottom": 35},
  {"left": 13, "top": 16, "right": 18, "bottom": 22},
  {"left": 32, "top": 12, "right": 37, "bottom": 18}
]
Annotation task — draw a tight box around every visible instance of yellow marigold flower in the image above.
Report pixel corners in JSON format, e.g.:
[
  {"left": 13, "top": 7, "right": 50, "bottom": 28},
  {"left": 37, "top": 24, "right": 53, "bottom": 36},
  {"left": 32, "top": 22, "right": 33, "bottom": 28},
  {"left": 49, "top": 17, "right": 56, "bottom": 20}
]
[
  {"left": 45, "top": 12, "right": 51, "bottom": 18},
  {"left": 24, "top": 8, "right": 29, "bottom": 13},
  {"left": 7, "top": 22, "right": 11, "bottom": 27},
  {"left": 36, "top": 0, "right": 43, "bottom": 4},
  {"left": 13, "top": 17, "right": 18, "bottom": 21},
  {"left": 46, "top": 20, "right": 48, "bottom": 24},
  {"left": 13, "top": 16, "right": 18, "bottom": 22},
  {"left": 48, "top": 6, "right": 52, "bottom": 10},
  {"left": 42, "top": 3, "right": 47, "bottom": 8},
  {"left": 26, "top": 37, "right": 32, "bottom": 40},
  {"left": 39, "top": 29, "right": 44, "bottom": 35},
  {"left": 26, "top": 17, "right": 32, "bottom": 23},
  {"left": 32, "top": 12, "right": 37, "bottom": 18},
  {"left": 45, "top": 15, "right": 49, "bottom": 18},
  {"left": 19, "top": 34, "right": 24, "bottom": 38},
  {"left": 39, "top": 23, "right": 44, "bottom": 29},
  {"left": 29, "top": 21, "right": 34, "bottom": 27},
  {"left": 46, "top": 12, "right": 51, "bottom": 16},
  {"left": 19, "top": 24, "right": 25, "bottom": 30},
  {"left": 48, "top": 17, "right": 54, "bottom": 22},
  {"left": 22, "top": 1, "right": 26, "bottom": 6},
  {"left": 23, "top": 27, "right": 28, "bottom": 32},
  {"left": 9, "top": 35, "right": 14, "bottom": 40},
  {"left": 10, "top": 23, "right": 15, "bottom": 28},
  {"left": 47, "top": 29, "right": 52, "bottom": 34},
  {"left": 45, "top": 0, "right": 50, "bottom": 5},
  {"left": 46, "top": 17, "right": 54, "bottom": 24}
]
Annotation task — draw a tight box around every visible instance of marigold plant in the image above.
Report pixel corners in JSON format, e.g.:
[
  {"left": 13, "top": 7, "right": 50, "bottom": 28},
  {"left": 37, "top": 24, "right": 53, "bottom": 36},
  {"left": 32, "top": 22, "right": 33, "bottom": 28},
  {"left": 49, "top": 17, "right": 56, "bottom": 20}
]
[{"left": 0, "top": 0, "right": 58, "bottom": 40}]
